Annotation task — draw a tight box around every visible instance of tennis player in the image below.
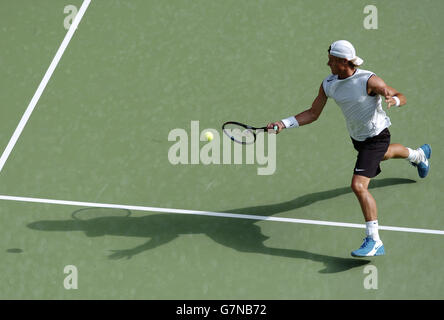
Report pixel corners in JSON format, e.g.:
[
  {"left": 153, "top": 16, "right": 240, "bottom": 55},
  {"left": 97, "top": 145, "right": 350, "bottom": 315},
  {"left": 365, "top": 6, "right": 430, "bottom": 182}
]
[{"left": 267, "top": 40, "right": 431, "bottom": 257}]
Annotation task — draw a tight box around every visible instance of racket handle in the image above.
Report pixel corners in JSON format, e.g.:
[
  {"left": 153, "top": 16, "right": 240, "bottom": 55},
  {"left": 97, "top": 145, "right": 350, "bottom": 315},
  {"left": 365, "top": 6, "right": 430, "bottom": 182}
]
[{"left": 273, "top": 125, "right": 278, "bottom": 131}]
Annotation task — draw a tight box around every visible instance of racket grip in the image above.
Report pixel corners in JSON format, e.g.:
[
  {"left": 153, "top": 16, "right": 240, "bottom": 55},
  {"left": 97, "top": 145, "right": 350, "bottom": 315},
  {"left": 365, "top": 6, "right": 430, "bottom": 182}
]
[{"left": 273, "top": 125, "right": 278, "bottom": 131}]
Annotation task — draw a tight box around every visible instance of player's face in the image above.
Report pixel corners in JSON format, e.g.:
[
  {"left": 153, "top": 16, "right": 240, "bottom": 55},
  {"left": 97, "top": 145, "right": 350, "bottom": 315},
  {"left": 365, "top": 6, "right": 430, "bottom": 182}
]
[
  {"left": 327, "top": 54, "right": 347, "bottom": 75},
  {"left": 327, "top": 54, "right": 338, "bottom": 74}
]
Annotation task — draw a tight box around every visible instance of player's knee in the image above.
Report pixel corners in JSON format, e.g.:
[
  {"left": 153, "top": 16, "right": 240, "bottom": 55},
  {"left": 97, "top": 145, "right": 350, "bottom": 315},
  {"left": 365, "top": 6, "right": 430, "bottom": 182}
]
[{"left": 351, "top": 180, "right": 368, "bottom": 194}]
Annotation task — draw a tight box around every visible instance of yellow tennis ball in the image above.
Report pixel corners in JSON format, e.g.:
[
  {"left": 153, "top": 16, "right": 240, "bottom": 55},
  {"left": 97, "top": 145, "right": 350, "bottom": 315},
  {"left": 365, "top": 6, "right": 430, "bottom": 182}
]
[{"left": 204, "top": 131, "right": 214, "bottom": 141}]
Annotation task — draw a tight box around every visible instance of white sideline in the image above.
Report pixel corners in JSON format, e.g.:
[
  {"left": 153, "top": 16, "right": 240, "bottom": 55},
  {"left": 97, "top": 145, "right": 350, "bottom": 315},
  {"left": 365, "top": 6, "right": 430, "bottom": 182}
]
[
  {"left": 0, "top": 194, "right": 443, "bottom": 235},
  {"left": 0, "top": 0, "right": 91, "bottom": 172}
]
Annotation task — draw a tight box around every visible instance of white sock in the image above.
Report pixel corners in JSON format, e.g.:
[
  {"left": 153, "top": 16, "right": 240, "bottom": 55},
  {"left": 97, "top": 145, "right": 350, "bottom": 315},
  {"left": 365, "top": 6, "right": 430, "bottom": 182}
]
[
  {"left": 406, "top": 147, "right": 423, "bottom": 164},
  {"left": 366, "top": 220, "right": 381, "bottom": 242}
]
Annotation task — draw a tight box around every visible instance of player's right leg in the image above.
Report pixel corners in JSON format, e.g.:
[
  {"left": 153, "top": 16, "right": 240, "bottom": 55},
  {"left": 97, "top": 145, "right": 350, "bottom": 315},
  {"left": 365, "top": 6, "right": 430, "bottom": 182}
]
[
  {"left": 383, "top": 143, "right": 431, "bottom": 178},
  {"left": 350, "top": 174, "right": 385, "bottom": 257}
]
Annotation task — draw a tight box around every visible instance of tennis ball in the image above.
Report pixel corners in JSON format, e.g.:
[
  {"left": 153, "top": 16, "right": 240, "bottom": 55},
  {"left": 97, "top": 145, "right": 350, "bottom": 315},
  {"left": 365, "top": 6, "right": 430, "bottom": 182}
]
[{"left": 204, "top": 131, "right": 214, "bottom": 141}]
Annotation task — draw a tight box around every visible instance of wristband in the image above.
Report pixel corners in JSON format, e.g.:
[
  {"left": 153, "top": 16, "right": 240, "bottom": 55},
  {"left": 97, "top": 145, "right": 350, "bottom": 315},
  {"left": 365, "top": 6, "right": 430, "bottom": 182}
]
[
  {"left": 392, "top": 96, "right": 400, "bottom": 107},
  {"left": 281, "top": 116, "right": 299, "bottom": 128}
]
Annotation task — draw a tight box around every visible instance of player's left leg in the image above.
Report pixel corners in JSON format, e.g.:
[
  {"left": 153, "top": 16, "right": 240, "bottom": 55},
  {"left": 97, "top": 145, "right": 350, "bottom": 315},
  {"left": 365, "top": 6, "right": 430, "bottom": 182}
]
[
  {"left": 382, "top": 143, "right": 409, "bottom": 160},
  {"left": 383, "top": 143, "right": 432, "bottom": 178}
]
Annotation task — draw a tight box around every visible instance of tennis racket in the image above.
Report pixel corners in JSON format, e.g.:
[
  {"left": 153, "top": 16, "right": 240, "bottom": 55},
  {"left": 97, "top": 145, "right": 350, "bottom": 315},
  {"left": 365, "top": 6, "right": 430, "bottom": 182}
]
[{"left": 222, "top": 121, "right": 278, "bottom": 145}]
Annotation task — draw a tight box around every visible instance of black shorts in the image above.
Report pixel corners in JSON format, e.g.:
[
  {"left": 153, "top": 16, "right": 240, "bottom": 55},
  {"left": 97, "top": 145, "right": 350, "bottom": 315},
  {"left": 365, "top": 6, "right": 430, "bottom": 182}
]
[{"left": 351, "top": 128, "right": 391, "bottom": 178}]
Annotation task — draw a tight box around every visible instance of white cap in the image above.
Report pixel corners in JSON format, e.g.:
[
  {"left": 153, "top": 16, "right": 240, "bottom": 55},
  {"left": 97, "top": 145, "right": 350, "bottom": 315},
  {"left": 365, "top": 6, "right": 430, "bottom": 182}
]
[{"left": 329, "top": 40, "right": 364, "bottom": 66}]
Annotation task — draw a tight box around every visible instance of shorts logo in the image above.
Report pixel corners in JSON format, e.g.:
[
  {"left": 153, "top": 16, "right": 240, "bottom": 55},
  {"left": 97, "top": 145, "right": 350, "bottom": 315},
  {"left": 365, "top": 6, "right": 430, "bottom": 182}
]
[{"left": 355, "top": 168, "right": 366, "bottom": 172}]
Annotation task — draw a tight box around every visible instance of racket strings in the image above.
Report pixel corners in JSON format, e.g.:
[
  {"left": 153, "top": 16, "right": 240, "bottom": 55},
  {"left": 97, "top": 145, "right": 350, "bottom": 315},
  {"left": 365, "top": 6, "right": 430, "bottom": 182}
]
[{"left": 223, "top": 123, "right": 255, "bottom": 144}]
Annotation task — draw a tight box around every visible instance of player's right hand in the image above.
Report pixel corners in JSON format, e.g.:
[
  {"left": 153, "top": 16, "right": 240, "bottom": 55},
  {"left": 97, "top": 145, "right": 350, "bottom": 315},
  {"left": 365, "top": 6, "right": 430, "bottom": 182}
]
[{"left": 267, "top": 121, "right": 285, "bottom": 134}]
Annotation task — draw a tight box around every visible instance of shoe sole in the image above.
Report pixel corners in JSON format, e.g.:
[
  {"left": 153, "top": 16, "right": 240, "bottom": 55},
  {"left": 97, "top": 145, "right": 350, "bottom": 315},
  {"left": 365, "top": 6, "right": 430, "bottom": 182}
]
[
  {"left": 418, "top": 144, "right": 431, "bottom": 178},
  {"left": 421, "top": 144, "right": 432, "bottom": 159},
  {"left": 351, "top": 246, "right": 385, "bottom": 257}
]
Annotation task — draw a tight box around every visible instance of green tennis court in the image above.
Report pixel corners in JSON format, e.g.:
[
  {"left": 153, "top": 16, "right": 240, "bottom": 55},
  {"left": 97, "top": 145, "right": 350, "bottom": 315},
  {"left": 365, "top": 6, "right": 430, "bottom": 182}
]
[{"left": 0, "top": 0, "right": 443, "bottom": 299}]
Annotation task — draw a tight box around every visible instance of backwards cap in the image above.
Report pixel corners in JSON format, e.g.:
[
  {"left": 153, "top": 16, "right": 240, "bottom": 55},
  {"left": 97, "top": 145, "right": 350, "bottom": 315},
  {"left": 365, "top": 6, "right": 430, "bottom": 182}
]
[{"left": 329, "top": 40, "right": 364, "bottom": 66}]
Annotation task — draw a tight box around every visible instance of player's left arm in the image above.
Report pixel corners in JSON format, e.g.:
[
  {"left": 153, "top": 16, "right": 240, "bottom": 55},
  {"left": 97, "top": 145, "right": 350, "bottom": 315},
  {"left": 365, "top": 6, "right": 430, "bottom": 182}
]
[{"left": 367, "top": 75, "right": 407, "bottom": 108}]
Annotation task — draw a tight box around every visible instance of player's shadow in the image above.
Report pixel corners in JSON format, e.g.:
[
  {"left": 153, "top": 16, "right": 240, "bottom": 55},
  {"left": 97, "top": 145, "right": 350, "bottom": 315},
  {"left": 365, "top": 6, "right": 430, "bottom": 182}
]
[
  {"left": 27, "top": 178, "right": 415, "bottom": 274},
  {"left": 227, "top": 177, "right": 416, "bottom": 216}
]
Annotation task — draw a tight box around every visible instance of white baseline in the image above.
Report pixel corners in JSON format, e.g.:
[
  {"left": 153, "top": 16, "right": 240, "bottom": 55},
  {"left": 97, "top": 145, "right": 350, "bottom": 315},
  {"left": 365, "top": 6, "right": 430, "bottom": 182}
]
[
  {"left": 0, "top": 0, "right": 91, "bottom": 173},
  {"left": 0, "top": 194, "right": 443, "bottom": 236}
]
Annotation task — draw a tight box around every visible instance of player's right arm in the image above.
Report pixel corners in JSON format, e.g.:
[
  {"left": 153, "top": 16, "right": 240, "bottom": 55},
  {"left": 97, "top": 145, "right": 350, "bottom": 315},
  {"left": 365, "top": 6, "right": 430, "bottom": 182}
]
[{"left": 268, "top": 83, "right": 328, "bottom": 133}]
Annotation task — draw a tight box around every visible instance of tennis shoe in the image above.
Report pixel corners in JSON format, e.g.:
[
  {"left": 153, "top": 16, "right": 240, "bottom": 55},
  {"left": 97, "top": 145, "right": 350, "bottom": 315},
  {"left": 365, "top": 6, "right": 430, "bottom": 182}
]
[
  {"left": 413, "top": 144, "right": 431, "bottom": 178},
  {"left": 351, "top": 236, "right": 385, "bottom": 257}
]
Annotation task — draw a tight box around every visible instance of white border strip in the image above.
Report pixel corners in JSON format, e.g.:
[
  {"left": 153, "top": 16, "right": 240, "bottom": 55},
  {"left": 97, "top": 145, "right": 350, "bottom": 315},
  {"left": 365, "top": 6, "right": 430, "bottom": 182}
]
[
  {"left": 0, "top": 0, "right": 91, "bottom": 173},
  {"left": 0, "top": 194, "right": 443, "bottom": 235}
]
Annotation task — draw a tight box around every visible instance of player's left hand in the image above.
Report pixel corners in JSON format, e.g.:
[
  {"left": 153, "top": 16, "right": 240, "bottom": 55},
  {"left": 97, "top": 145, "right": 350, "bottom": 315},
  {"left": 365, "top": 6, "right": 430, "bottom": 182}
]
[
  {"left": 384, "top": 88, "right": 395, "bottom": 109},
  {"left": 385, "top": 97, "right": 396, "bottom": 109}
]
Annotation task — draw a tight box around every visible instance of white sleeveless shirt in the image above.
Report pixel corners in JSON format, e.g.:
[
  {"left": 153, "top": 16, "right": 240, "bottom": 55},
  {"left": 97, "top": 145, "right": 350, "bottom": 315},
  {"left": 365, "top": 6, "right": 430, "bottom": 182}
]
[{"left": 322, "top": 69, "right": 391, "bottom": 141}]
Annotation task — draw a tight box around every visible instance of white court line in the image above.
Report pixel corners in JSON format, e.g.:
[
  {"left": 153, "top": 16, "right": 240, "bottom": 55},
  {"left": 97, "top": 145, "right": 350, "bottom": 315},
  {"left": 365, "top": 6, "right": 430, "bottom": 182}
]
[
  {"left": 0, "top": 194, "right": 443, "bottom": 235},
  {"left": 0, "top": 0, "right": 91, "bottom": 173}
]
